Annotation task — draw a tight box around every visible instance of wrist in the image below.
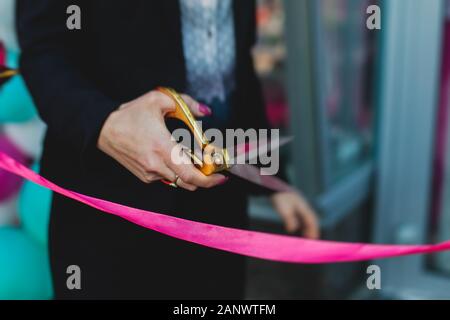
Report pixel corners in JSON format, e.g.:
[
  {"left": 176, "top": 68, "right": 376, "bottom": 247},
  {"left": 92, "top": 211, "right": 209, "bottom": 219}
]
[{"left": 97, "top": 108, "right": 120, "bottom": 152}]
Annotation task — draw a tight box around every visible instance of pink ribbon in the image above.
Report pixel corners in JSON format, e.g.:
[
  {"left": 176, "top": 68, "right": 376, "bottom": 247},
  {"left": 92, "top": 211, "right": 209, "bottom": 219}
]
[
  {"left": 0, "top": 135, "right": 29, "bottom": 201},
  {"left": 1, "top": 151, "right": 449, "bottom": 264}
]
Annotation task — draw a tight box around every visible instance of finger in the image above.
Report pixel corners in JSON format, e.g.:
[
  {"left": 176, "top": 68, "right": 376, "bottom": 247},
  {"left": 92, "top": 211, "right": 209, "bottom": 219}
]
[
  {"left": 163, "top": 140, "right": 228, "bottom": 188},
  {"left": 273, "top": 195, "right": 300, "bottom": 233},
  {"left": 175, "top": 178, "right": 198, "bottom": 192},
  {"left": 273, "top": 202, "right": 300, "bottom": 234},
  {"left": 150, "top": 158, "right": 199, "bottom": 191},
  {"left": 150, "top": 157, "right": 178, "bottom": 183},
  {"left": 295, "top": 200, "right": 320, "bottom": 239},
  {"left": 148, "top": 90, "right": 177, "bottom": 114},
  {"left": 173, "top": 159, "right": 227, "bottom": 189},
  {"left": 119, "top": 152, "right": 161, "bottom": 184},
  {"left": 116, "top": 146, "right": 192, "bottom": 191},
  {"left": 134, "top": 149, "right": 197, "bottom": 191},
  {"left": 122, "top": 161, "right": 147, "bottom": 182},
  {"left": 119, "top": 147, "right": 179, "bottom": 187},
  {"left": 284, "top": 212, "right": 300, "bottom": 234},
  {"left": 181, "top": 94, "right": 212, "bottom": 117}
]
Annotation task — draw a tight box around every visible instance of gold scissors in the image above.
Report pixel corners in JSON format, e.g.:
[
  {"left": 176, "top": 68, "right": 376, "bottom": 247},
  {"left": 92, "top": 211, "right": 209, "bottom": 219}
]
[
  {"left": 158, "top": 87, "right": 293, "bottom": 189},
  {"left": 158, "top": 87, "right": 231, "bottom": 188}
]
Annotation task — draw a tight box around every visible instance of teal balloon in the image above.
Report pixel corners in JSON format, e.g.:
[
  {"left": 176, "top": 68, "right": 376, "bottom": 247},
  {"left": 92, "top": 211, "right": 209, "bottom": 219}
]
[
  {"left": 0, "top": 51, "right": 37, "bottom": 123},
  {"left": 18, "top": 165, "right": 52, "bottom": 247},
  {"left": 0, "top": 228, "right": 53, "bottom": 300}
]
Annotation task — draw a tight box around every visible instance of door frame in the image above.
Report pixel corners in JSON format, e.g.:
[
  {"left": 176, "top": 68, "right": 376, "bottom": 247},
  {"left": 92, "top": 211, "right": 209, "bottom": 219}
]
[
  {"left": 373, "top": 0, "right": 450, "bottom": 299},
  {"left": 284, "top": 0, "right": 374, "bottom": 229}
]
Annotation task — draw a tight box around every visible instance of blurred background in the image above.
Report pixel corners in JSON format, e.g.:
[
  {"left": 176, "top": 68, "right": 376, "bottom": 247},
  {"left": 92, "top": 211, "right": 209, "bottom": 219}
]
[{"left": 1, "top": 0, "right": 450, "bottom": 299}]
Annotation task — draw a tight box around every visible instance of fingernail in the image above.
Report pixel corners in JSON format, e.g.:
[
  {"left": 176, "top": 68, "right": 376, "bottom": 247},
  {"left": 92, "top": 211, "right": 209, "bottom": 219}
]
[
  {"left": 199, "top": 104, "right": 212, "bottom": 116},
  {"left": 218, "top": 177, "right": 229, "bottom": 185}
]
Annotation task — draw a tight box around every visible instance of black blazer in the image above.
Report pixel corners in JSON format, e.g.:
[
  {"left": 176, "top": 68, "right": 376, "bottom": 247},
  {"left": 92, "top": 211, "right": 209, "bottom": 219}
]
[
  {"left": 17, "top": 1, "right": 274, "bottom": 299},
  {"left": 17, "top": 0, "right": 269, "bottom": 202},
  {"left": 18, "top": 0, "right": 267, "bottom": 151}
]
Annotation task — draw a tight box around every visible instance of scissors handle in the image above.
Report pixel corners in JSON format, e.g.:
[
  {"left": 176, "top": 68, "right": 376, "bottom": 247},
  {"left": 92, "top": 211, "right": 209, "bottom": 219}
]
[
  {"left": 158, "top": 87, "right": 209, "bottom": 148},
  {"left": 157, "top": 87, "right": 230, "bottom": 176}
]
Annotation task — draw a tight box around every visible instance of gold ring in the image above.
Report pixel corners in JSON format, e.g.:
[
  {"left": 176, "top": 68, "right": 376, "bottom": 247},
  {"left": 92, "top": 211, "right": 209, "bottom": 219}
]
[{"left": 168, "top": 175, "right": 180, "bottom": 188}]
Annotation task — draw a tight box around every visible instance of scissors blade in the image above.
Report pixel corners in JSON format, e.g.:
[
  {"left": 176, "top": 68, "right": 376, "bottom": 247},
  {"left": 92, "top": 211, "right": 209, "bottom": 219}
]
[
  {"left": 229, "top": 136, "right": 293, "bottom": 166},
  {"left": 228, "top": 164, "right": 294, "bottom": 193},
  {"left": 226, "top": 136, "right": 295, "bottom": 192}
]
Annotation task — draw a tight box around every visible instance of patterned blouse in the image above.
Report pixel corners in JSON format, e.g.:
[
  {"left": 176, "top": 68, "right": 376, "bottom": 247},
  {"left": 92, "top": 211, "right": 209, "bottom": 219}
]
[{"left": 180, "top": 0, "right": 236, "bottom": 123}]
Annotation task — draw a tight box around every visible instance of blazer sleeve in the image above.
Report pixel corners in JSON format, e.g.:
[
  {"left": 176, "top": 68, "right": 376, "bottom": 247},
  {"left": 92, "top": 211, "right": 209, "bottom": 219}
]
[{"left": 17, "top": 0, "right": 120, "bottom": 163}]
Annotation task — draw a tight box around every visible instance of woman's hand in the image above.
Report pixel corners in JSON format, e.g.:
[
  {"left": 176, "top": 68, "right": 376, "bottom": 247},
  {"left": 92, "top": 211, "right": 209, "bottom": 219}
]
[
  {"left": 98, "top": 90, "right": 227, "bottom": 191},
  {"left": 271, "top": 192, "right": 320, "bottom": 239}
]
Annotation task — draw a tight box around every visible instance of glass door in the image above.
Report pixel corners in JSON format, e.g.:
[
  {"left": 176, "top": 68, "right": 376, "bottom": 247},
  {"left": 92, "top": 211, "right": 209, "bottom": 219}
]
[
  {"left": 284, "top": 0, "right": 379, "bottom": 229},
  {"left": 374, "top": 0, "right": 450, "bottom": 299},
  {"left": 429, "top": 0, "right": 450, "bottom": 278},
  {"left": 248, "top": 0, "right": 380, "bottom": 299},
  {"left": 250, "top": 0, "right": 379, "bottom": 229}
]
